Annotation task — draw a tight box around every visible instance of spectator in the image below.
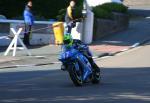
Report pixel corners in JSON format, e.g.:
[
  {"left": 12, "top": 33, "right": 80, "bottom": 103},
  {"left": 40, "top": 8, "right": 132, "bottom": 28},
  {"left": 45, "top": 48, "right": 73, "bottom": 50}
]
[
  {"left": 65, "top": 0, "right": 76, "bottom": 34},
  {"left": 23, "top": 1, "right": 34, "bottom": 46}
]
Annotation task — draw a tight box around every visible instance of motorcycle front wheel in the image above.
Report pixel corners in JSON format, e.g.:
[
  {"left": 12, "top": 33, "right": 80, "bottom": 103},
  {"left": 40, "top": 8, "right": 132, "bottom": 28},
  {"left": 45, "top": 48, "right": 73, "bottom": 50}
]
[{"left": 68, "top": 63, "right": 83, "bottom": 86}]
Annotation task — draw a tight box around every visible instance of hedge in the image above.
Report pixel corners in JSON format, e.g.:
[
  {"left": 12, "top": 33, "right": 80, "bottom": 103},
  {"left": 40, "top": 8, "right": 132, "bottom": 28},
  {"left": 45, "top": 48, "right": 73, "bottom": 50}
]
[
  {"left": 93, "top": 3, "right": 128, "bottom": 19},
  {"left": 99, "top": 3, "right": 128, "bottom": 13},
  {"left": 93, "top": 8, "right": 113, "bottom": 20}
]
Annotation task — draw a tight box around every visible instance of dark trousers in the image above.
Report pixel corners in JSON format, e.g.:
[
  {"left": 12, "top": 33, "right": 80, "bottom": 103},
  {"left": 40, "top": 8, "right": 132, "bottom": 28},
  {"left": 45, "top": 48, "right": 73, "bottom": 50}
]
[
  {"left": 67, "top": 21, "right": 76, "bottom": 34},
  {"left": 67, "top": 25, "right": 72, "bottom": 34},
  {"left": 23, "top": 24, "right": 32, "bottom": 45}
]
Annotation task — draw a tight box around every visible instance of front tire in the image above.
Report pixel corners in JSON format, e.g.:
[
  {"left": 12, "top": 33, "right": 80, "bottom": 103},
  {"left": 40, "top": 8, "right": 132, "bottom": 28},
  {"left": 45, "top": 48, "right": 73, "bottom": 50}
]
[{"left": 68, "top": 63, "right": 83, "bottom": 86}]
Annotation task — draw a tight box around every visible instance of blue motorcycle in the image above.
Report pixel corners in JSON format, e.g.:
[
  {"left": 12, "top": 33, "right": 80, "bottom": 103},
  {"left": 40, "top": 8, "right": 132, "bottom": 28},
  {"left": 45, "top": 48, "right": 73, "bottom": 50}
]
[{"left": 59, "top": 40, "right": 101, "bottom": 86}]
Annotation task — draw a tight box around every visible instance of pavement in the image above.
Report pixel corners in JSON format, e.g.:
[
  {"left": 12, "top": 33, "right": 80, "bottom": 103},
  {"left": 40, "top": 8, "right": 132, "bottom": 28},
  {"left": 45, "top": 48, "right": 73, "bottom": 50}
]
[
  {"left": 1, "top": 17, "right": 150, "bottom": 69},
  {"left": 0, "top": 45, "right": 61, "bottom": 68},
  {"left": 124, "top": 0, "right": 150, "bottom": 17}
]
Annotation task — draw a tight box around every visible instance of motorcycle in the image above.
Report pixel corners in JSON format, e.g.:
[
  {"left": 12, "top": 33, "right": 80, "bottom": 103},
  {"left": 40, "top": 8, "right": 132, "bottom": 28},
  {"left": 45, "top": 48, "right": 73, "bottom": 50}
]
[{"left": 59, "top": 40, "right": 101, "bottom": 86}]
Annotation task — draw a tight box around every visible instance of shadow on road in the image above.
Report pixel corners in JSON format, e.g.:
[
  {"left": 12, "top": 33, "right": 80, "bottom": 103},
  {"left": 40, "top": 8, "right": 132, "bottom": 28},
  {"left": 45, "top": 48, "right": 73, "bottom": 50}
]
[{"left": 0, "top": 66, "right": 150, "bottom": 103}]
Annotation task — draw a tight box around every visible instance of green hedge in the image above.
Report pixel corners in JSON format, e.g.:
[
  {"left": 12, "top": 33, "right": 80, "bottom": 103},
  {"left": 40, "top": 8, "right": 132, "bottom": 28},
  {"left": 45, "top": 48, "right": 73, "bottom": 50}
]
[
  {"left": 100, "top": 3, "right": 128, "bottom": 13},
  {"left": 93, "top": 3, "right": 128, "bottom": 19},
  {"left": 56, "top": 9, "right": 66, "bottom": 21},
  {"left": 93, "top": 8, "right": 113, "bottom": 19}
]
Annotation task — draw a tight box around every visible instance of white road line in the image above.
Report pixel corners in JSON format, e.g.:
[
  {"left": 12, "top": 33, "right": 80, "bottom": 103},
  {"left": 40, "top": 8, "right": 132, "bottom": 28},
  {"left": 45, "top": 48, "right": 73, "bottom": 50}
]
[{"left": 131, "top": 43, "right": 140, "bottom": 48}]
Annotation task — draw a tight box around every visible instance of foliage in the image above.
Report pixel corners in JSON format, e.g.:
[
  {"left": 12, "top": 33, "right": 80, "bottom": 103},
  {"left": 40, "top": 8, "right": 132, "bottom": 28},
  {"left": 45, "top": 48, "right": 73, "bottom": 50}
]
[
  {"left": 56, "top": 9, "right": 66, "bottom": 21},
  {"left": 0, "top": 0, "right": 77, "bottom": 19},
  {"left": 93, "top": 7, "right": 113, "bottom": 19},
  {"left": 99, "top": 3, "right": 128, "bottom": 13},
  {"left": 93, "top": 2, "right": 128, "bottom": 19}
]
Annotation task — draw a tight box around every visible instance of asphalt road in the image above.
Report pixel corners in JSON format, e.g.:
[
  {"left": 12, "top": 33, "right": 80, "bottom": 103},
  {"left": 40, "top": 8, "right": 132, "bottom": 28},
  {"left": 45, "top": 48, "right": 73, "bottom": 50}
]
[{"left": 0, "top": 43, "right": 150, "bottom": 103}]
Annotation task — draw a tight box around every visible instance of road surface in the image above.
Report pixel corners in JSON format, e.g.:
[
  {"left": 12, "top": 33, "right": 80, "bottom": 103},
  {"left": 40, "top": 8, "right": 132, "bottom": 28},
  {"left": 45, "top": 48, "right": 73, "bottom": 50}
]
[{"left": 0, "top": 42, "right": 150, "bottom": 103}]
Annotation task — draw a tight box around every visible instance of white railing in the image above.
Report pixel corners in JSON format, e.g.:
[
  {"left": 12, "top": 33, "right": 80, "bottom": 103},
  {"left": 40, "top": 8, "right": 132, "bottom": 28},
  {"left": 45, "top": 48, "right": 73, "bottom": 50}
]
[{"left": 0, "top": 19, "right": 56, "bottom": 46}]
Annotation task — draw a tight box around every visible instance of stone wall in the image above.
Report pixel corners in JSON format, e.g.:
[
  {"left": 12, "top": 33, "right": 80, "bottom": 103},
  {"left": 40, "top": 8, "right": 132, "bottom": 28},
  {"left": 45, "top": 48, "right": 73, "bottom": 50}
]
[{"left": 93, "top": 13, "right": 129, "bottom": 40}]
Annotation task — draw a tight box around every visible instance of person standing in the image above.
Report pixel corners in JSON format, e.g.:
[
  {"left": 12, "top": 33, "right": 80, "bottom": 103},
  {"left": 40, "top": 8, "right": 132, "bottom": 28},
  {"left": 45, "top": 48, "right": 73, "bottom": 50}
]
[
  {"left": 23, "top": 1, "right": 34, "bottom": 46},
  {"left": 65, "top": 0, "right": 76, "bottom": 34}
]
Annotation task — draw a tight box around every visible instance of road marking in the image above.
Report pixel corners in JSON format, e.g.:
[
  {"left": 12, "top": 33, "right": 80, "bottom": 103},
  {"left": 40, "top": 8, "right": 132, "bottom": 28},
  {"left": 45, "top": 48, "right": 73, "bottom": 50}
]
[
  {"left": 117, "top": 94, "right": 150, "bottom": 101},
  {"left": 95, "top": 56, "right": 112, "bottom": 61},
  {"left": 131, "top": 43, "right": 140, "bottom": 48},
  {"left": 146, "top": 16, "right": 150, "bottom": 19}
]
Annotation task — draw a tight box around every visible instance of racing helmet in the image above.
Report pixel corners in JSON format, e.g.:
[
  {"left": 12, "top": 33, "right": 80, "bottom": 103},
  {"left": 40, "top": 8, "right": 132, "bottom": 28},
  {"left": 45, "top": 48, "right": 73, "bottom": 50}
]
[{"left": 63, "top": 34, "right": 73, "bottom": 47}]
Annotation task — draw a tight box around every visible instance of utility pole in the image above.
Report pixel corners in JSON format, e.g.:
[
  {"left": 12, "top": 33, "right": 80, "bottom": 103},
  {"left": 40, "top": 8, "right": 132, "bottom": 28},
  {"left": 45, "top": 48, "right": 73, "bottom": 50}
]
[
  {"left": 82, "top": 0, "right": 94, "bottom": 44},
  {"left": 82, "top": 0, "right": 87, "bottom": 42}
]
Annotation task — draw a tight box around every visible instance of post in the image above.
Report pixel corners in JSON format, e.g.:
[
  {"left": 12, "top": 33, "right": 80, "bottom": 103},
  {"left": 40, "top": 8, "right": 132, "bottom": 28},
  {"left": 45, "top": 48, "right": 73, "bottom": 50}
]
[
  {"left": 82, "top": 0, "right": 88, "bottom": 42},
  {"left": 82, "top": 0, "right": 94, "bottom": 44}
]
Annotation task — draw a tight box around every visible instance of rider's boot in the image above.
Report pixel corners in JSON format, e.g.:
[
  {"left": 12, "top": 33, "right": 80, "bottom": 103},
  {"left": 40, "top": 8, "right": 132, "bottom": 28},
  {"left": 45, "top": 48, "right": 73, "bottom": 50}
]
[{"left": 61, "top": 64, "right": 67, "bottom": 71}]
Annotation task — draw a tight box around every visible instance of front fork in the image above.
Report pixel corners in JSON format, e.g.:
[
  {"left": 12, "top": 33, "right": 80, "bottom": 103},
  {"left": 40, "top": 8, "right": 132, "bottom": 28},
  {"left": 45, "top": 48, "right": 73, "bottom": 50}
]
[{"left": 77, "top": 56, "right": 92, "bottom": 81}]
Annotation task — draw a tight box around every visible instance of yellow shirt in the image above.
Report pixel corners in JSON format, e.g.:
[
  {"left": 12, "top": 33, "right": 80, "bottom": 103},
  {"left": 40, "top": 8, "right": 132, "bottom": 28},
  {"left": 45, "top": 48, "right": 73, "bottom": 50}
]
[{"left": 67, "top": 6, "right": 73, "bottom": 19}]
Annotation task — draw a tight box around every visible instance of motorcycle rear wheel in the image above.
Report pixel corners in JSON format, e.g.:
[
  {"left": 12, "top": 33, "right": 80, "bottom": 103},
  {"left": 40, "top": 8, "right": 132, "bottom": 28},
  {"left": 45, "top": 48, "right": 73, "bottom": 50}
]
[{"left": 91, "top": 67, "right": 101, "bottom": 84}]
